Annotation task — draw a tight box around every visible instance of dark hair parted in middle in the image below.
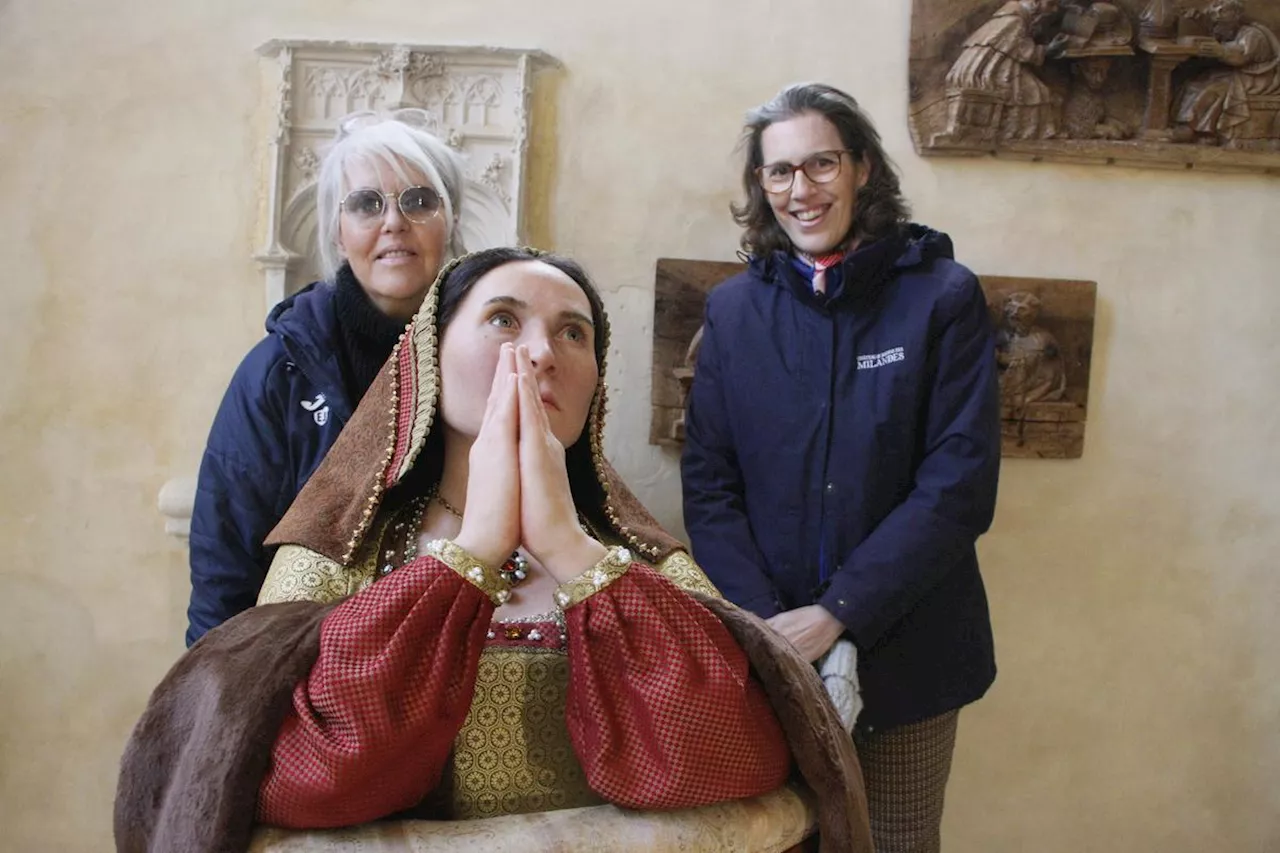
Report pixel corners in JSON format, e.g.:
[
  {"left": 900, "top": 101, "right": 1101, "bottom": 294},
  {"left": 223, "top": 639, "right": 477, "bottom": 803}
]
[
  {"left": 400, "top": 246, "right": 613, "bottom": 522},
  {"left": 731, "top": 83, "right": 911, "bottom": 257},
  {"left": 436, "top": 247, "right": 609, "bottom": 373}
]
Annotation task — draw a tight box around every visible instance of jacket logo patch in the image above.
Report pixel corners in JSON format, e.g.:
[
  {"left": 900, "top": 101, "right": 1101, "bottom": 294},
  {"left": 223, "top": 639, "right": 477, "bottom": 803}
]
[
  {"left": 300, "top": 394, "right": 330, "bottom": 426},
  {"left": 856, "top": 347, "right": 905, "bottom": 370}
]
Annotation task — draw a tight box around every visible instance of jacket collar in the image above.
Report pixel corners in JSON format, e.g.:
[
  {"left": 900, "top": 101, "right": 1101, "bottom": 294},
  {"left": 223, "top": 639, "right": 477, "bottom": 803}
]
[{"left": 750, "top": 223, "right": 955, "bottom": 309}]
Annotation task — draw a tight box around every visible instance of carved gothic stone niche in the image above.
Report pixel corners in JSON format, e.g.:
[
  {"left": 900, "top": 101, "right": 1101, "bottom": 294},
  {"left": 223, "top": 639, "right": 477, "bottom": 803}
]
[
  {"left": 255, "top": 40, "right": 558, "bottom": 309},
  {"left": 649, "top": 259, "right": 1097, "bottom": 459},
  {"left": 910, "top": 0, "right": 1280, "bottom": 176}
]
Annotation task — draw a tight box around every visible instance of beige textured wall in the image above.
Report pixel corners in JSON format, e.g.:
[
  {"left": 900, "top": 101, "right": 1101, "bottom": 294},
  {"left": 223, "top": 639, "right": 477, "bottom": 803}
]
[{"left": 1, "top": 0, "right": 1276, "bottom": 850}]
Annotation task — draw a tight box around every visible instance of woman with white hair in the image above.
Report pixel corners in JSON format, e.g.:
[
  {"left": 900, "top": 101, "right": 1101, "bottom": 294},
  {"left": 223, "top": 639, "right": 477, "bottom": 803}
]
[{"left": 185, "top": 110, "right": 466, "bottom": 647}]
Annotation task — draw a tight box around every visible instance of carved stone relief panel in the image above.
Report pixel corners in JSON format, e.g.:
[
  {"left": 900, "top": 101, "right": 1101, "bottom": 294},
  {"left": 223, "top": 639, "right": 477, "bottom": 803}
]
[
  {"left": 649, "top": 259, "right": 1097, "bottom": 459},
  {"left": 910, "top": 0, "right": 1280, "bottom": 176},
  {"left": 255, "top": 40, "right": 557, "bottom": 308}
]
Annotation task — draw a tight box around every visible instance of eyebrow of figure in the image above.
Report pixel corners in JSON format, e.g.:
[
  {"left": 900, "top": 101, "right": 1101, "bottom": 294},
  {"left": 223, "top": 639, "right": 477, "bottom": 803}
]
[{"left": 484, "top": 295, "right": 594, "bottom": 327}]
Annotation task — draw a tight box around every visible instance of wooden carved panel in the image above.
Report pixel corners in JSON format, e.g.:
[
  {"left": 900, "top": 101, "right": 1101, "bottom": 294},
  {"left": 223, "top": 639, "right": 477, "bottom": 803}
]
[
  {"left": 909, "top": 0, "right": 1280, "bottom": 176},
  {"left": 649, "top": 259, "right": 1097, "bottom": 459},
  {"left": 984, "top": 276, "right": 1097, "bottom": 458},
  {"left": 650, "top": 259, "right": 746, "bottom": 447}
]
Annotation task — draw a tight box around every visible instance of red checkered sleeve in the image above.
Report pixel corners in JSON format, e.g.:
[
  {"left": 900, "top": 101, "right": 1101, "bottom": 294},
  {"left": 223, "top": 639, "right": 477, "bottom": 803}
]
[
  {"left": 563, "top": 563, "right": 792, "bottom": 809},
  {"left": 256, "top": 556, "right": 492, "bottom": 828}
]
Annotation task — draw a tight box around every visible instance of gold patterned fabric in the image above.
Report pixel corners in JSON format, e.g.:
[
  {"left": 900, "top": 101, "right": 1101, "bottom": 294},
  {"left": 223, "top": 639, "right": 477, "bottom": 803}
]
[
  {"left": 258, "top": 544, "right": 373, "bottom": 605},
  {"left": 421, "top": 539, "right": 515, "bottom": 606},
  {"left": 653, "top": 550, "right": 720, "bottom": 598},
  {"left": 552, "top": 546, "right": 633, "bottom": 609},
  {"left": 258, "top": 522, "right": 384, "bottom": 606},
  {"left": 451, "top": 632, "right": 603, "bottom": 819}
]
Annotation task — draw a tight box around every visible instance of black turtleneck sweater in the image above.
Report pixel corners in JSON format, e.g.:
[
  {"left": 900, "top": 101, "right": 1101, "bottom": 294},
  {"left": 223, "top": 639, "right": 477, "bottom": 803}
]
[{"left": 333, "top": 263, "right": 409, "bottom": 402}]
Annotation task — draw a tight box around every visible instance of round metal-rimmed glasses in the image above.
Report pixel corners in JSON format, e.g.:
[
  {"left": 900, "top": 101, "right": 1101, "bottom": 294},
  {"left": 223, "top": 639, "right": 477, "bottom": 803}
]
[
  {"left": 756, "top": 149, "right": 855, "bottom": 194},
  {"left": 340, "top": 186, "right": 443, "bottom": 227}
]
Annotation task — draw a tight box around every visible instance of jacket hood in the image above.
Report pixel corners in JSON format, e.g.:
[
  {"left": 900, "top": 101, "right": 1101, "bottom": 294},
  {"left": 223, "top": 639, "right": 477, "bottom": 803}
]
[{"left": 893, "top": 223, "right": 954, "bottom": 268}]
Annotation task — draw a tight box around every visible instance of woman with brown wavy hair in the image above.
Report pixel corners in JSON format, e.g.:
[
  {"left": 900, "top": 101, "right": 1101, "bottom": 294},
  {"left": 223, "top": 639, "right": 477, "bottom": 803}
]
[{"left": 683, "top": 83, "right": 1002, "bottom": 853}]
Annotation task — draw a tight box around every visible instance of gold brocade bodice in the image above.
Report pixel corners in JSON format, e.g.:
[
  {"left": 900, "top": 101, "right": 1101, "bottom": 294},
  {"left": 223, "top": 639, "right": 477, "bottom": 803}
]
[{"left": 449, "top": 619, "right": 603, "bottom": 819}]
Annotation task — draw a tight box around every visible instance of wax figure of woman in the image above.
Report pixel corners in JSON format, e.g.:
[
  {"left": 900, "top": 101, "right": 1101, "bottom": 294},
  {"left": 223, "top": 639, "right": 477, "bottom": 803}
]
[
  {"left": 186, "top": 110, "right": 465, "bottom": 645},
  {"left": 118, "top": 248, "right": 875, "bottom": 853},
  {"left": 682, "top": 83, "right": 1001, "bottom": 853}
]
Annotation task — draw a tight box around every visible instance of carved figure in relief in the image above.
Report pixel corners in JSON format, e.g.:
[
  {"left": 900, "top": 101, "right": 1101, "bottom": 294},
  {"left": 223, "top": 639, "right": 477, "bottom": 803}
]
[
  {"left": 941, "top": 0, "right": 1072, "bottom": 141},
  {"left": 1063, "top": 56, "right": 1134, "bottom": 138},
  {"left": 1171, "top": 0, "right": 1280, "bottom": 145},
  {"left": 996, "top": 291, "right": 1067, "bottom": 405},
  {"left": 1140, "top": 0, "right": 1179, "bottom": 38}
]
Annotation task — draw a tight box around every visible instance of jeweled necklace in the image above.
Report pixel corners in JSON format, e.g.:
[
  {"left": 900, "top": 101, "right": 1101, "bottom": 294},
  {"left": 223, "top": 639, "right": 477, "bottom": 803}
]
[{"left": 431, "top": 489, "right": 530, "bottom": 586}]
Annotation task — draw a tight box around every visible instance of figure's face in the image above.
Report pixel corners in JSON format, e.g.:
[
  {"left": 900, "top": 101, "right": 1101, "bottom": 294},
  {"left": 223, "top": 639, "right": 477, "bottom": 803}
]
[
  {"left": 337, "top": 157, "right": 449, "bottom": 320},
  {"left": 1005, "top": 295, "right": 1040, "bottom": 330},
  {"left": 438, "top": 260, "right": 600, "bottom": 448},
  {"left": 1030, "top": 0, "right": 1063, "bottom": 34},
  {"left": 1080, "top": 57, "right": 1111, "bottom": 90},
  {"left": 759, "top": 111, "right": 868, "bottom": 256},
  {"left": 1210, "top": 4, "right": 1243, "bottom": 40},
  {"left": 1033, "top": 0, "right": 1060, "bottom": 19}
]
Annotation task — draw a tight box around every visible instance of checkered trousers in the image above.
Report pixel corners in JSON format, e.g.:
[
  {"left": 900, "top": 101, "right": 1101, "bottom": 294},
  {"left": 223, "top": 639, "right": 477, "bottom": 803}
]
[{"left": 853, "top": 710, "right": 960, "bottom": 853}]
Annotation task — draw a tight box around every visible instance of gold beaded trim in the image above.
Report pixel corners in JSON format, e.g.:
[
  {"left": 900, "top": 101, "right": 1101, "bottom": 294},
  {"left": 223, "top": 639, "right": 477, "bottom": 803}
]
[
  {"left": 340, "top": 332, "right": 405, "bottom": 566},
  {"left": 340, "top": 253, "right": 445, "bottom": 565},
  {"left": 422, "top": 538, "right": 513, "bottom": 606},
  {"left": 553, "top": 545, "right": 634, "bottom": 609},
  {"left": 396, "top": 263, "right": 443, "bottom": 484}
]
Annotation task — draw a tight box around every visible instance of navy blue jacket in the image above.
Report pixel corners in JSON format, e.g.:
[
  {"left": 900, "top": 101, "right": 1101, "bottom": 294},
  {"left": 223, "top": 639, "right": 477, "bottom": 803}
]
[
  {"left": 186, "top": 284, "right": 355, "bottom": 646},
  {"left": 681, "top": 225, "right": 1000, "bottom": 730}
]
